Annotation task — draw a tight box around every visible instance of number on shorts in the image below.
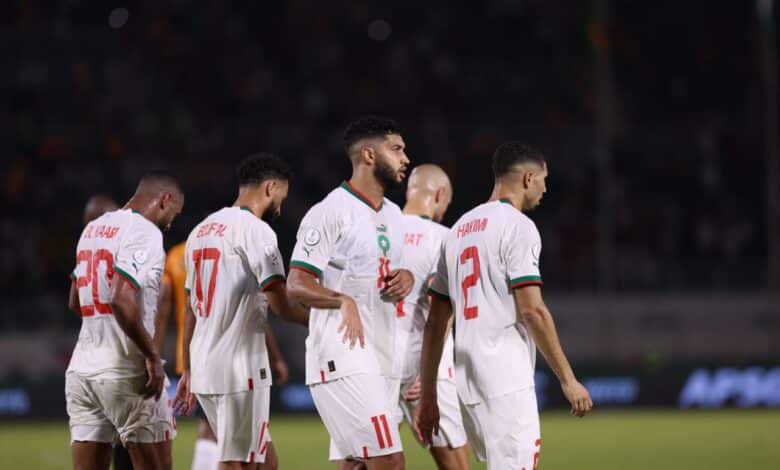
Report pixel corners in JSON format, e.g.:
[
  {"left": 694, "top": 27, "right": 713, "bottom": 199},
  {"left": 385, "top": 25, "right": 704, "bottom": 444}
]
[
  {"left": 75, "top": 249, "right": 115, "bottom": 317},
  {"left": 370, "top": 414, "right": 394, "bottom": 449},
  {"left": 459, "top": 246, "right": 480, "bottom": 319},
  {"left": 192, "top": 248, "right": 221, "bottom": 317}
]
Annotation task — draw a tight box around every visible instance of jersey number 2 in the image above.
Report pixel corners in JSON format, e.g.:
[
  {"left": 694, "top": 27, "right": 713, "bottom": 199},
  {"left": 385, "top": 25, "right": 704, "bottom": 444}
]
[
  {"left": 75, "top": 249, "right": 115, "bottom": 317},
  {"left": 459, "top": 246, "right": 480, "bottom": 319},
  {"left": 192, "top": 248, "right": 220, "bottom": 317}
]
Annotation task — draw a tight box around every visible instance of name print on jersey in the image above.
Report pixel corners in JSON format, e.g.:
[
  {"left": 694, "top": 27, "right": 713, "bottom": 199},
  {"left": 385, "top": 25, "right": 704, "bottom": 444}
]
[
  {"left": 83, "top": 225, "right": 120, "bottom": 239},
  {"left": 196, "top": 222, "right": 227, "bottom": 238},
  {"left": 404, "top": 233, "right": 424, "bottom": 246},
  {"left": 456, "top": 217, "right": 488, "bottom": 238}
]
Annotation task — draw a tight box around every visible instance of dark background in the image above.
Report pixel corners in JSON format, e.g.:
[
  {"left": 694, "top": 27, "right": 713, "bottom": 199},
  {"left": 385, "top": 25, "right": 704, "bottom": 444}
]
[{"left": 1, "top": 1, "right": 778, "bottom": 390}]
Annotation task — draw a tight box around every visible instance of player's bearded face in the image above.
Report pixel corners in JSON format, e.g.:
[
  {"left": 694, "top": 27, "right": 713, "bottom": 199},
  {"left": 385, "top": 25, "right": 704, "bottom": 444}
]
[
  {"left": 262, "top": 182, "right": 289, "bottom": 222},
  {"left": 158, "top": 195, "right": 184, "bottom": 231}
]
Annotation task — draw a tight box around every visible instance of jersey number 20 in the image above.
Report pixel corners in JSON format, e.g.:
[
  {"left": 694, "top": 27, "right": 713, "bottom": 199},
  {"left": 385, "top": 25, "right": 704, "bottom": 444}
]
[
  {"left": 75, "top": 249, "right": 114, "bottom": 317},
  {"left": 459, "top": 246, "right": 480, "bottom": 319}
]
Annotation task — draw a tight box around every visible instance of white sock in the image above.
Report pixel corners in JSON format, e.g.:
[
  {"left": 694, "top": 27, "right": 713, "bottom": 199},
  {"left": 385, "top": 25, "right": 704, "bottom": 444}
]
[{"left": 191, "top": 438, "right": 220, "bottom": 470}]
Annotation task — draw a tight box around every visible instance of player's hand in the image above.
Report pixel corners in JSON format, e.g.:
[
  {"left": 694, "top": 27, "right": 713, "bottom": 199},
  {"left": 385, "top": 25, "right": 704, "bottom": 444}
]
[
  {"left": 271, "top": 359, "right": 290, "bottom": 385},
  {"left": 143, "top": 356, "right": 165, "bottom": 401},
  {"left": 412, "top": 397, "right": 440, "bottom": 446},
  {"left": 561, "top": 379, "right": 593, "bottom": 417},
  {"left": 173, "top": 371, "right": 198, "bottom": 416},
  {"left": 337, "top": 296, "right": 365, "bottom": 349},
  {"left": 403, "top": 376, "right": 422, "bottom": 402},
  {"left": 382, "top": 269, "right": 414, "bottom": 300}
]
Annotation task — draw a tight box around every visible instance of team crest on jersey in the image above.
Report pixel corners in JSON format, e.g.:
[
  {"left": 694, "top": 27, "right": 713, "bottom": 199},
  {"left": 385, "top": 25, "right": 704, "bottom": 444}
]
[
  {"left": 264, "top": 245, "right": 279, "bottom": 264},
  {"left": 531, "top": 243, "right": 541, "bottom": 267},
  {"left": 303, "top": 227, "right": 321, "bottom": 246},
  {"left": 133, "top": 249, "right": 148, "bottom": 265},
  {"left": 377, "top": 234, "right": 390, "bottom": 256}
]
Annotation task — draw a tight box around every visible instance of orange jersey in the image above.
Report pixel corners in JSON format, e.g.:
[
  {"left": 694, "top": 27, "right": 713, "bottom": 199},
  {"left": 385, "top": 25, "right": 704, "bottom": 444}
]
[{"left": 163, "top": 242, "right": 187, "bottom": 374}]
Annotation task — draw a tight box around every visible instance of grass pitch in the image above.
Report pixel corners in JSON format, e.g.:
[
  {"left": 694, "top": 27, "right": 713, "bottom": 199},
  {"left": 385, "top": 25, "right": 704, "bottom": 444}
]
[{"left": 0, "top": 409, "right": 777, "bottom": 469}]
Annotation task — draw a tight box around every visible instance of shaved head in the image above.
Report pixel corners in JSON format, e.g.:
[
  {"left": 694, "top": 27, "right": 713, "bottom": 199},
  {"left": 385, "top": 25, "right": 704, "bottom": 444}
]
[
  {"left": 83, "top": 195, "right": 119, "bottom": 224},
  {"left": 407, "top": 164, "right": 452, "bottom": 194},
  {"left": 130, "top": 171, "right": 184, "bottom": 231},
  {"left": 136, "top": 171, "right": 183, "bottom": 200},
  {"left": 404, "top": 164, "right": 453, "bottom": 223}
]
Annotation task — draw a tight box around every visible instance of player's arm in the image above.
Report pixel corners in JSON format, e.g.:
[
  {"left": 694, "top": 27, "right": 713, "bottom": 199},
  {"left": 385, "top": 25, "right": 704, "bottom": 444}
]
[
  {"left": 513, "top": 285, "right": 592, "bottom": 417},
  {"left": 68, "top": 281, "right": 80, "bottom": 317},
  {"left": 264, "top": 323, "right": 289, "bottom": 385},
  {"left": 152, "top": 276, "right": 172, "bottom": 352},
  {"left": 413, "top": 292, "right": 452, "bottom": 444},
  {"left": 174, "top": 295, "right": 198, "bottom": 415},
  {"left": 286, "top": 268, "right": 364, "bottom": 348},
  {"left": 264, "top": 281, "right": 309, "bottom": 326},
  {"left": 109, "top": 275, "right": 164, "bottom": 400}
]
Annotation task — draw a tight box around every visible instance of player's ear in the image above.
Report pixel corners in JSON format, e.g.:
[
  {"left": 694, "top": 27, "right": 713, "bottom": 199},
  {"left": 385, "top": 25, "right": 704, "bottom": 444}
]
[
  {"left": 159, "top": 192, "right": 172, "bottom": 208},
  {"left": 434, "top": 187, "right": 444, "bottom": 204},
  {"left": 360, "top": 145, "right": 375, "bottom": 165},
  {"left": 264, "top": 180, "right": 276, "bottom": 198}
]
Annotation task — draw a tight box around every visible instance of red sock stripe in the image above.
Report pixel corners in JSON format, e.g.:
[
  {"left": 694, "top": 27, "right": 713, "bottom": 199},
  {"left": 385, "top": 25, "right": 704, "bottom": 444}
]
[
  {"left": 379, "top": 414, "right": 393, "bottom": 447},
  {"left": 248, "top": 378, "right": 254, "bottom": 390},
  {"left": 371, "top": 416, "right": 385, "bottom": 448}
]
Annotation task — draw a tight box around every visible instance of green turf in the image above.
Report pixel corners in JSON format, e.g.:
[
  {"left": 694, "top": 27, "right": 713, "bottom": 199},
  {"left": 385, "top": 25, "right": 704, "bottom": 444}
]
[{"left": 0, "top": 410, "right": 777, "bottom": 469}]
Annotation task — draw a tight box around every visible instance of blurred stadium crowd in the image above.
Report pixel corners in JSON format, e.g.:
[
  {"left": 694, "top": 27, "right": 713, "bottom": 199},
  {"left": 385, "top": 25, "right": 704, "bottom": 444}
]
[{"left": 1, "top": 0, "right": 771, "bottom": 335}]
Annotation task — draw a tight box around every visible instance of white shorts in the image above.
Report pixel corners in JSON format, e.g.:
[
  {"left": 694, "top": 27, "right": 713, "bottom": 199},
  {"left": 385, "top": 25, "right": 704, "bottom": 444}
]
[
  {"left": 461, "top": 388, "right": 541, "bottom": 470},
  {"left": 400, "top": 377, "right": 468, "bottom": 449},
  {"left": 311, "top": 373, "right": 403, "bottom": 461},
  {"left": 65, "top": 372, "right": 176, "bottom": 445},
  {"left": 196, "top": 386, "right": 271, "bottom": 464}
]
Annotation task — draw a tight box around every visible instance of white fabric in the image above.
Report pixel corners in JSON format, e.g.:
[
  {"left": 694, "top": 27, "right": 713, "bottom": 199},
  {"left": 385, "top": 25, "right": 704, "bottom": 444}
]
[
  {"left": 190, "top": 438, "right": 219, "bottom": 470},
  {"left": 290, "top": 183, "right": 406, "bottom": 384},
  {"left": 430, "top": 200, "right": 542, "bottom": 405},
  {"left": 68, "top": 209, "right": 165, "bottom": 379},
  {"left": 66, "top": 372, "right": 176, "bottom": 444},
  {"left": 310, "top": 373, "right": 403, "bottom": 461},
  {"left": 396, "top": 214, "right": 454, "bottom": 382},
  {"left": 185, "top": 207, "right": 285, "bottom": 394},
  {"left": 196, "top": 386, "right": 272, "bottom": 463},
  {"left": 400, "top": 376, "right": 467, "bottom": 449},
  {"left": 460, "top": 388, "right": 541, "bottom": 470}
]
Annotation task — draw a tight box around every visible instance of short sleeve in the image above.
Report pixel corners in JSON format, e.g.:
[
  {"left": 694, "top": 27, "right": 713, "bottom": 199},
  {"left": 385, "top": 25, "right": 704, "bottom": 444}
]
[
  {"left": 183, "top": 240, "right": 194, "bottom": 295},
  {"left": 503, "top": 218, "right": 543, "bottom": 289},
  {"left": 427, "top": 243, "right": 450, "bottom": 300},
  {"left": 114, "top": 226, "right": 162, "bottom": 290},
  {"left": 289, "top": 202, "right": 341, "bottom": 278},
  {"left": 239, "top": 221, "right": 286, "bottom": 292}
]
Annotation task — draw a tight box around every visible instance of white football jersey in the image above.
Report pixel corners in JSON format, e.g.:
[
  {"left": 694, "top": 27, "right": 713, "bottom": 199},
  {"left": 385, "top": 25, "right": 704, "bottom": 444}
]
[
  {"left": 429, "top": 199, "right": 543, "bottom": 405},
  {"left": 185, "top": 207, "right": 286, "bottom": 394},
  {"left": 396, "top": 214, "right": 454, "bottom": 382},
  {"left": 290, "top": 182, "right": 405, "bottom": 385},
  {"left": 67, "top": 209, "right": 165, "bottom": 379}
]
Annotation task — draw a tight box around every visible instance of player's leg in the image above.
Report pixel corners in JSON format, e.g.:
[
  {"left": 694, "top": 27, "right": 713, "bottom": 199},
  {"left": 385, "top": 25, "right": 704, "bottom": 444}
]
[
  {"left": 113, "top": 444, "right": 134, "bottom": 470},
  {"left": 191, "top": 416, "right": 219, "bottom": 470},
  {"left": 428, "top": 378, "right": 470, "bottom": 470},
  {"left": 71, "top": 441, "right": 113, "bottom": 470},
  {"left": 481, "top": 388, "right": 540, "bottom": 470},
  {"left": 66, "top": 372, "right": 117, "bottom": 470},
  {"left": 99, "top": 376, "right": 176, "bottom": 470},
  {"left": 257, "top": 440, "right": 278, "bottom": 470},
  {"left": 310, "top": 373, "right": 403, "bottom": 468},
  {"left": 198, "top": 385, "right": 273, "bottom": 469},
  {"left": 125, "top": 441, "right": 173, "bottom": 470}
]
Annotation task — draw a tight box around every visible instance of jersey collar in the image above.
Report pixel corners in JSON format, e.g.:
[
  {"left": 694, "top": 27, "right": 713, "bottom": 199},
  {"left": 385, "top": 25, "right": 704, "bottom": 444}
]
[{"left": 340, "top": 181, "right": 383, "bottom": 212}]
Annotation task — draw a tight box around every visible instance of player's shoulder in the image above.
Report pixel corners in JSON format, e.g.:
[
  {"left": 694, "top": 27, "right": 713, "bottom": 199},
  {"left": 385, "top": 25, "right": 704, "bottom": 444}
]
[
  {"left": 238, "top": 208, "right": 277, "bottom": 239},
  {"left": 125, "top": 209, "right": 163, "bottom": 239},
  {"left": 381, "top": 197, "right": 402, "bottom": 214}
]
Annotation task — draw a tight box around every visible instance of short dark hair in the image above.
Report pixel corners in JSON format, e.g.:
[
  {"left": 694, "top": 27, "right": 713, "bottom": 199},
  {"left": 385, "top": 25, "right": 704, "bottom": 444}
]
[
  {"left": 237, "top": 153, "right": 292, "bottom": 187},
  {"left": 492, "top": 142, "right": 546, "bottom": 179},
  {"left": 139, "top": 170, "right": 182, "bottom": 194},
  {"left": 343, "top": 116, "right": 401, "bottom": 152}
]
